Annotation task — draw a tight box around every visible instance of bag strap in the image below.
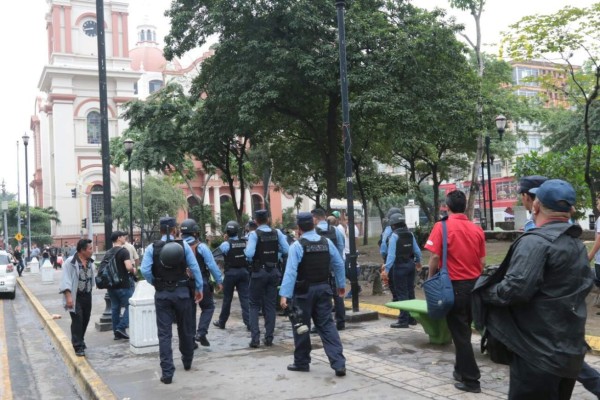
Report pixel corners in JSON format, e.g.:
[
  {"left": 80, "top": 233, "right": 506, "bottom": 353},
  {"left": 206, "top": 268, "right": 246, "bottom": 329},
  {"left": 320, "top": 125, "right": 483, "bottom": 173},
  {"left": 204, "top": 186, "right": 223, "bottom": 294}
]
[{"left": 441, "top": 220, "right": 448, "bottom": 272}]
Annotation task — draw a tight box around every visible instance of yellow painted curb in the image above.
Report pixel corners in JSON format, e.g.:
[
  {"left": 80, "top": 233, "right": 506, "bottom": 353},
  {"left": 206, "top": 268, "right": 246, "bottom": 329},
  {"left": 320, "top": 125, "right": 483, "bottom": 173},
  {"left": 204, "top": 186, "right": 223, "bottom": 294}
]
[
  {"left": 349, "top": 300, "right": 600, "bottom": 354},
  {"left": 17, "top": 278, "right": 117, "bottom": 400}
]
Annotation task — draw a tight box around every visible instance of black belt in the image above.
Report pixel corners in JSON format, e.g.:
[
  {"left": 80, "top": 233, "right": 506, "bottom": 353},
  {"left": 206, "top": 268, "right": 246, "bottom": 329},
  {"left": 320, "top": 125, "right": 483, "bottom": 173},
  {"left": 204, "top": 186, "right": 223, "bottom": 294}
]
[{"left": 308, "top": 281, "right": 329, "bottom": 286}]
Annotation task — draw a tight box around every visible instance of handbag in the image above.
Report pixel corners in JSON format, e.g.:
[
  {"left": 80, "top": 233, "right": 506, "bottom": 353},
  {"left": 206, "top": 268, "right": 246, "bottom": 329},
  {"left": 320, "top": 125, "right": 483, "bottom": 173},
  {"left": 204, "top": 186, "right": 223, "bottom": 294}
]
[{"left": 422, "top": 220, "right": 454, "bottom": 319}]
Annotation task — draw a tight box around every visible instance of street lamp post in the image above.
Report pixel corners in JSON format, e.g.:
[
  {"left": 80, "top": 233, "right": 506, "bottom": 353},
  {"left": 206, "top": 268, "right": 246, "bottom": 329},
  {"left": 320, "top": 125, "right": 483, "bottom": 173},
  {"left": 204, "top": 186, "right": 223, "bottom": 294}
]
[
  {"left": 22, "top": 133, "right": 32, "bottom": 261},
  {"left": 485, "top": 115, "right": 507, "bottom": 231},
  {"left": 480, "top": 161, "right": 487, "bottom": 230},
  {"left": 124, "top": 139, "right": 134, "bottom": 242},
  {"left": 140, "top": 170, "right": 144, "bottom": 248}
]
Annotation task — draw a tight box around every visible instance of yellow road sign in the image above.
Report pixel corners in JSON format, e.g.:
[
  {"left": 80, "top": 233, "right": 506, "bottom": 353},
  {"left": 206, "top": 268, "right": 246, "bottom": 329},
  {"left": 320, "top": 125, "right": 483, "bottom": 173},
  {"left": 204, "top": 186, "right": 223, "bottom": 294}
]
[{"left": 14, "top": 233, "right": 23, "bottom": 241}]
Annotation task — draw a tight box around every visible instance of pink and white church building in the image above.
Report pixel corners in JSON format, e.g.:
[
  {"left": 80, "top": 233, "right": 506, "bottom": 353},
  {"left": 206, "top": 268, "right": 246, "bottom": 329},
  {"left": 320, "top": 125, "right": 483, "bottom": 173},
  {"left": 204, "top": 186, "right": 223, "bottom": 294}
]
[{"left": 30, "top": 0, "right": 297, "bottom": 247}]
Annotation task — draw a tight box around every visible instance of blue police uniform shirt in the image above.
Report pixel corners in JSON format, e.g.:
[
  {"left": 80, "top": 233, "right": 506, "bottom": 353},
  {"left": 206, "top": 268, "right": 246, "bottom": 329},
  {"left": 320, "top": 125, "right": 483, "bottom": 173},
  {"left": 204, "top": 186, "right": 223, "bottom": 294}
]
[
  {"left": 384, "top": 231, "right": 422, "bottom": 273},
  {"left": 379, "top": 225, "right": 393, "bottom": 258},
  {"left": 279, "top": 230, "right": 345, "bottom": 299},
  {"left": 524, "top": 218, "right": 536, "bottom": 232},
  {"left": 244, "top": 224, "right": 289, "bottom": 261},
  {"left": 141, "top": 235, "right": 204, "bottom": 291},
  {"left": 183, "top": 236, "right": 223, "bottom": 285},
  {"left": 316, "top": 220, "right": 345, "bottom": 258},
  {"left": 219, "top": 236, "right": 238, "bottom": 255}
]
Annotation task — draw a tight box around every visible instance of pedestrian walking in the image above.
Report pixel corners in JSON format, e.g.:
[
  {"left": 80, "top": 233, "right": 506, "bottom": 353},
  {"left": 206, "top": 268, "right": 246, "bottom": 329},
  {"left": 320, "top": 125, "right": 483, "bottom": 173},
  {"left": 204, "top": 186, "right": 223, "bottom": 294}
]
[
  {"left": 140, "top": 217, "right": 204, "bottom": 384},
  {"left": 279, "top": 212, "right": 346, "bottom": 377},
  {"left": 59, "top": 239, "right": 95, "bottom": 357}
]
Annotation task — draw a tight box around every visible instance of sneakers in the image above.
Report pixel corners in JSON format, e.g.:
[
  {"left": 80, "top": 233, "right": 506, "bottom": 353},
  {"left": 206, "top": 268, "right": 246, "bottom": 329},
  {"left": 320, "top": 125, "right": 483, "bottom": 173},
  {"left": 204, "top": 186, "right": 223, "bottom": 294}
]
[{"left": 115, "top": 329, "right": 129, "bottom": 340}]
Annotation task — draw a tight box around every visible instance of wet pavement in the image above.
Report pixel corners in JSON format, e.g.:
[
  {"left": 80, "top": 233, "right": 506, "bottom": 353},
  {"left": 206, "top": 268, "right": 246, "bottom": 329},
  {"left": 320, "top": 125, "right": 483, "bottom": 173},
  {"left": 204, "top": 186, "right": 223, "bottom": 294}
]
[{"left": 17, "top": 269, "right": 600, "bottom": 399}]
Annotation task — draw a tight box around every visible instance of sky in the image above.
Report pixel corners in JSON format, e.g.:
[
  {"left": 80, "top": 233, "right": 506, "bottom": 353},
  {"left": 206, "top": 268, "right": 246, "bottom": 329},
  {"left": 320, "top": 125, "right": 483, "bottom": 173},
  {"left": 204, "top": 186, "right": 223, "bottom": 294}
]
[{"left": 0, "top": 0, "right": 596, "bottom": 201}]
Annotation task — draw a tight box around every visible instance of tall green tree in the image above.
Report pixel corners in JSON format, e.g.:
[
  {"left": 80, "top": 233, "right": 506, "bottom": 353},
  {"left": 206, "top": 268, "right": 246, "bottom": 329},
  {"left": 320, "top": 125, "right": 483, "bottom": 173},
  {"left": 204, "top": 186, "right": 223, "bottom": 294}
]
[
  {"left": 111, "top": 176, "right": 186, "bottom": 242},
  {"left": 502, "top": 3, "right": 600, "bottom": 212}
]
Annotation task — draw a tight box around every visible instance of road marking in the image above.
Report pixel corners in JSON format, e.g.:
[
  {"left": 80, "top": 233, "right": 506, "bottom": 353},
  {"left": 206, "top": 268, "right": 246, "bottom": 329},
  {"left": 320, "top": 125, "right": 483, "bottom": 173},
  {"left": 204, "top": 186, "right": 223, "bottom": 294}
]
[{"left": 0, "top": 302, "right": 13, "bottom": 400}]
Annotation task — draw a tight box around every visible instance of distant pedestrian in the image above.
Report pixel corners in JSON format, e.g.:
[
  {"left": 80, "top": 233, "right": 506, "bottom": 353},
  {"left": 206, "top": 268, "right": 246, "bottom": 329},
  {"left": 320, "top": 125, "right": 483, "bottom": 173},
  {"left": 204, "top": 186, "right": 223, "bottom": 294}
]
[
  {"left": 425, "top": 190, "right": 484, "bottom": 393},
  {"left": 141, "top": 217, "right": 203, "bottom": 384},
  {"left": 104, "top": 231, "right": 136, "bottom": 341},
  {"left": 14, "top": 245, "right": 24, "bottom": 277},
  {"left": 59, "top": 239, "right": 95, "bottom": 357}
]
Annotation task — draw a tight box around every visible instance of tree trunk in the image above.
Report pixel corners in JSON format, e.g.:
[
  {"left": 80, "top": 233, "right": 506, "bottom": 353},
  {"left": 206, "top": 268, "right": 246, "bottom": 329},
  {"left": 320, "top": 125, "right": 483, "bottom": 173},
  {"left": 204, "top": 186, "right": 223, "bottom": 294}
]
[{"left": 353, "top": 159, "right": 369, "bottom": 245}]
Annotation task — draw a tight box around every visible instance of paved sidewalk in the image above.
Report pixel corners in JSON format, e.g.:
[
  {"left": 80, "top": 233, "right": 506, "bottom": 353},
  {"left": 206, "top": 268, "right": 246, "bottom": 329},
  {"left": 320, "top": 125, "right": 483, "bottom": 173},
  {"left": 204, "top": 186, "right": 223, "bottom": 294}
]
[{"left": 17, "top": 270, "right": 600, "bottom": 399}]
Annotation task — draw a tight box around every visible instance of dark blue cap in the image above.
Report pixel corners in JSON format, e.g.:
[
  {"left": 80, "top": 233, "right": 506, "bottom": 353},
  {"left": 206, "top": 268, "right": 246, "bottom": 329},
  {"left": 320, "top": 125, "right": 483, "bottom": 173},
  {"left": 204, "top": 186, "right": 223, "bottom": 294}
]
[
  {"left": 518, "top": 175, "right": 548, "bottom": 194},
  {"left": 247, "top": 220, "right": 258, "bottom": 228},
  {"left": 159, "top": 217, "right": 177, "bottom": 228},
  {"left": 254, "top": 209, "right": 268, "bottom": 219},
  {"left": 529, "top": 179, "right": 576, "bottom": 212},
  {"left": 296, "top": 212, "right": 313, "bottom": 225}
]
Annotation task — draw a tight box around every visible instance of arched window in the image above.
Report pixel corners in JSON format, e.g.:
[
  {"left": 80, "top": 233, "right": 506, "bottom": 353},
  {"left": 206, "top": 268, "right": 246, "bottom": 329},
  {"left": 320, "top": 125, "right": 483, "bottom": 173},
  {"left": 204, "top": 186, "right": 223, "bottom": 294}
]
[
  {"left": 251, "top": 194, "right": 264, "bottom": 213},
  {"left": 146, "top": 29, "right": 151, "bottom": 41},
  {"left": 90, "top": 185, "right": 104, "bottom": 223},
  {"left": 140, "top": 30, "right": 145, "bottom": 41},
  {"left": 149, "top": 80, "right": 163, "bottom": 93},
  {"left": 87, "top": 111, "right": 101, "bottom": 144},
  {"left": 187, "top": 196, "right": 199, "bottom": 208},
  {"left": 152, "top": 31, "right": 156, "bottom": 41}
]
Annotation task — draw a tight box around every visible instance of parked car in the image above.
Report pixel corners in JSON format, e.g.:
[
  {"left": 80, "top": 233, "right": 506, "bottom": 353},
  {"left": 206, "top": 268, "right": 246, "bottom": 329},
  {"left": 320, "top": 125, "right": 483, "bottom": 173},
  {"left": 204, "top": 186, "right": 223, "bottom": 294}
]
[{"left": 0, "top": 251, "right": 17, "bottom": 299}]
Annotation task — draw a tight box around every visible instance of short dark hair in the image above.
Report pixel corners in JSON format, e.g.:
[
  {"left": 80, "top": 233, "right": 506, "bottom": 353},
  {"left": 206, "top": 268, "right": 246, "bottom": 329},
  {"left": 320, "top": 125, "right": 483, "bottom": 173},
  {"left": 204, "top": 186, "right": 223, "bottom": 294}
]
[
  {"left": 311, "top": 208, "right": 326, "bottom": 219},
  {"left": 255, "top": 214, "right": 269, "bottom": 224},
  {"left": 298, "top": 221, "right": 314, "bottom": 232},
  {"left": 76, "top": 239, "right": 92, "bottom": 253},
  {"left": 446, "top": 190, "right": 467, "bottom": 213}
]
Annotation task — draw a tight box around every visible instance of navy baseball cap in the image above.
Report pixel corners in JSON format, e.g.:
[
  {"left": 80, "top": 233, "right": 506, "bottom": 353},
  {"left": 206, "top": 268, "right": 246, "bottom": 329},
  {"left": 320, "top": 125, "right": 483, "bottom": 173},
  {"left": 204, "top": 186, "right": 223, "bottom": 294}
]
[
  {"left": 518, "top": 175, "right": 548, "bottom": 194},
  {"left": 296, "top": 212, "right": 313, "bottom": 225},
  {"left": 254, "top": 209, "right": 268, "bottom": 219},
  {"left": 159, "top": 217, "right": 177, "bottom": 228},
  {"left": 529, "top": 179, "right": 576, "bottom": 212}
]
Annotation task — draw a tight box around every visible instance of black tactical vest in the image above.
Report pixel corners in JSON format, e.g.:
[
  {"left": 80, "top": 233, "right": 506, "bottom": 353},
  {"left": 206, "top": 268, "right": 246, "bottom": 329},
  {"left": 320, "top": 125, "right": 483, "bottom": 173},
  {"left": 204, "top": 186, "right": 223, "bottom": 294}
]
[
  {"left": 393, "top": 228, "right": 415, "bottom": 263},
  {"left": 255, "top": 229, "right": 279, "bottom": 265},
  {"left": 152, "top": 240, "right": 187, "bottom": 282},
  {"left": 225, "top": 238, "right": 247, "bottom": 268},
  {"left": 190, "top": 241, "right": 210, "bottom": 279},
  {"left": 315, "top": 225, "right": 338, "bottom": 248},
  {"left": 298, "top": 237, "right": 330, "bottom": 284}
]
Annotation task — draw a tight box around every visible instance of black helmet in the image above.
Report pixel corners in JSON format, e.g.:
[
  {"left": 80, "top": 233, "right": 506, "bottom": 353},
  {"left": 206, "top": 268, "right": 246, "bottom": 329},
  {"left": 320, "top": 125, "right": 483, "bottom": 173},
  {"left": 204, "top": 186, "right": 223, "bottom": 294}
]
[
  {"left": 180, "top": 218, "right": 199, "bottom": 234},
  {"left": 160, "top": 242, "right": 185, "bottom": 269},
  {"left": 388, "top": 213, "right": 405, "bottom": 227},
  {"left": 225, "top": 220, "right": 240, "bottom": 237},
  {"left": 386, "top": 207, "right": 402, "bottom": 219}
]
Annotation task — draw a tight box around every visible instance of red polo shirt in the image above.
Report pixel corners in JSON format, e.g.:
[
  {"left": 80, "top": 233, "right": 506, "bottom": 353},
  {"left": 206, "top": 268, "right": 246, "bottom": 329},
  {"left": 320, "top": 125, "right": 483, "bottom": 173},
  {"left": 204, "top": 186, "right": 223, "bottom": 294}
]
[{"left": 424, "top": 214, "right": 485, "bottom": 280}]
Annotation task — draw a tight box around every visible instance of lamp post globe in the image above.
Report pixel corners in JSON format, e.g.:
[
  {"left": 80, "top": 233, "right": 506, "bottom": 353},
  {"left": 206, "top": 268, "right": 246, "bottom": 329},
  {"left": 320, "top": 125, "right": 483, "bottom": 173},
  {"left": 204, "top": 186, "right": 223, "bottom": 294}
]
[
  {"left": 123, "top": 139, "right": 134, "bottom": 242},
  {"left": 22, "top": 133, "right": 32, "bottom": 261},
  {"left": 495, "top": 114, "right": 507, "bottom": 139}
]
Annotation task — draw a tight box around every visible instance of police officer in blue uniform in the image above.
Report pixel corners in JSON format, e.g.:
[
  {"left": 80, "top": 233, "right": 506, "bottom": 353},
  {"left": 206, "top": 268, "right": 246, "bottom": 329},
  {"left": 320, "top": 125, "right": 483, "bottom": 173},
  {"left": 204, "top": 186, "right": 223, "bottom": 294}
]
[
  {"left": 384, "top": 213, "right": 422, "bottom": 328},
  {"left": 180, "top": 218, "right": 223, "bottom": 347},
  {"left": 379, "top": 207, "right": 402, "bottom": 260},
  {"left": 212, "top": 220, "right": 250, "bottom": 330},
  {"left": 245, "top": 209, "right": 289, "bottom": 348},
  {"left": 141, "top": 217, "right": 204, "bottom": 384},
  {"left": 311, "top": 208, "right": 346, "bottom": 331},
  {"left": 279, "top": 212, "right": 347, "bottom": 377}
]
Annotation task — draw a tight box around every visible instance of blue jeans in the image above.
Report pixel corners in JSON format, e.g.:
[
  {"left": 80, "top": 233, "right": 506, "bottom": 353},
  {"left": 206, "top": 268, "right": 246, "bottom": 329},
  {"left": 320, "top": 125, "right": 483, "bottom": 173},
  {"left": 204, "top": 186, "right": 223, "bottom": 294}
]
[
  {"left": 108, "top": 286, "right": 135, "bottom": 332},
  {"left": 578, "top": 361, "right": 600, "bottom": 397}
]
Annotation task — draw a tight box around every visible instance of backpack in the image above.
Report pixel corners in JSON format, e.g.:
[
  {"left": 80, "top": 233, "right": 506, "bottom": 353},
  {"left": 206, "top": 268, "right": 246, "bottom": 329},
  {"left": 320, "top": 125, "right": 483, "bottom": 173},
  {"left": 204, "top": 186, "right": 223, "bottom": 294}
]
[{"left": 95, "top": 247, "right": 124, "bottom": 289}]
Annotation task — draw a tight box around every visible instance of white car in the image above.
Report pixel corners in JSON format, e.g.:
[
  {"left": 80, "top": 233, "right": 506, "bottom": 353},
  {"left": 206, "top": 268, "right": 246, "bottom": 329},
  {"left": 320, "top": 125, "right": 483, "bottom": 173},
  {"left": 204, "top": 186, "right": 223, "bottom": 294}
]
[{"left": 0, "top": 251, "right": 17, "bottom": 299}]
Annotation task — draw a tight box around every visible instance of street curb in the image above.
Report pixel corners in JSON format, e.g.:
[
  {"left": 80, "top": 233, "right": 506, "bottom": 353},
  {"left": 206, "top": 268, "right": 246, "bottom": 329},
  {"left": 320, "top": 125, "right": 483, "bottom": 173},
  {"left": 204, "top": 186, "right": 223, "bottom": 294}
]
[
  {"left": 350, "top": 300, "right": 600, "bottom": 356},
  {"left": 17, "top": 278, "right": 117, "bottom": 400}
]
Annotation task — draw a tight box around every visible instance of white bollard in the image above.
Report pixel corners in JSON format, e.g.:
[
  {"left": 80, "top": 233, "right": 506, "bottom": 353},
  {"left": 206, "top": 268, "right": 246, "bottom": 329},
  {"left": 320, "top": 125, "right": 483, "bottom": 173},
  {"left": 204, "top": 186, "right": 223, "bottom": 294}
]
[
  {"left": 29, "top": 258, "right": 40, "bottom": 274},
  {"left": 129, "top": 280, "right": 159, "bottom": 354},
  {"left": 41, "top": 259, "right": 54, "bottom": 284}
]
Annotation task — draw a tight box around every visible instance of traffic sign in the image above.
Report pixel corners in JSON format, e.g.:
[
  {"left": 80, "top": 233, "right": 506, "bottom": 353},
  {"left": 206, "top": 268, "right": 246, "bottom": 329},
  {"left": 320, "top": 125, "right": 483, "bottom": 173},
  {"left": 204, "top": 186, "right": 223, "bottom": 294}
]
[{"left": 14, "top": 233, "right": 23, "bottom": 241}]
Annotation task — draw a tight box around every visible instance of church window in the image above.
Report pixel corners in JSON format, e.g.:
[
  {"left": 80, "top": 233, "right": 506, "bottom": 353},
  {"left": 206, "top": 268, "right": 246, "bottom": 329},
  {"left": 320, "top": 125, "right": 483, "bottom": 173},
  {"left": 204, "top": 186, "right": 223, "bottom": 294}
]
[
  {"left": 149, "top": 80, "right": 163, "bottom": 93},
  {"left": 90, "top": 185, "right": 104, "bottom": 224},
  {"left": 87, "top": 111, "right": 101, "bottom": 144},
  {"left": 140, "top": 30, "right": 145, "bottom": 41}
]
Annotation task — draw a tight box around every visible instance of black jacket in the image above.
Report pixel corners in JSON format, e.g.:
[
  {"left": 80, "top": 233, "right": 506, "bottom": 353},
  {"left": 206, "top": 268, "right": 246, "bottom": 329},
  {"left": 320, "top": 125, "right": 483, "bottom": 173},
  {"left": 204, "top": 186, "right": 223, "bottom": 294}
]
[{"left": 474, "top": 222, "right": 593, "bottom": 378}]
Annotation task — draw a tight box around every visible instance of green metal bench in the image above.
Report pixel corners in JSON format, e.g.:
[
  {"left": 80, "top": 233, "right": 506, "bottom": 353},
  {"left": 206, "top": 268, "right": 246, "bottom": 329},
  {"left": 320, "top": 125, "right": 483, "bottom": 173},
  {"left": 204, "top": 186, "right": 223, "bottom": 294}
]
[{"left": 385, "top": 299, "right": 452, "bottom": 345}]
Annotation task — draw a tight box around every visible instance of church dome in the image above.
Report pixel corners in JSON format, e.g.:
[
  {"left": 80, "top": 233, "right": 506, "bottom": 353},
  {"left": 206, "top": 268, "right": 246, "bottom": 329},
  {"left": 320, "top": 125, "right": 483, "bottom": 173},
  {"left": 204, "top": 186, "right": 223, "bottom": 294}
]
[{"left": 129, "top": 21, "right": 182, "bottom": 72}]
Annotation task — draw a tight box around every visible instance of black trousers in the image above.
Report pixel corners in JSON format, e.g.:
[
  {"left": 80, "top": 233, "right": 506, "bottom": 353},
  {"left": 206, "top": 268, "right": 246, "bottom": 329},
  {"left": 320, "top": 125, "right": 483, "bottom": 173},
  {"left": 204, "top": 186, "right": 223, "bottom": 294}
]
[
  {"left": 446, "top": 279, "right": 480, "bottom": 386},
  {"left": 69, "top": 291, "right": 92, "bottom": 351},
  {"left": 509, "top": 354, "right": 576, "bottom": 400}
]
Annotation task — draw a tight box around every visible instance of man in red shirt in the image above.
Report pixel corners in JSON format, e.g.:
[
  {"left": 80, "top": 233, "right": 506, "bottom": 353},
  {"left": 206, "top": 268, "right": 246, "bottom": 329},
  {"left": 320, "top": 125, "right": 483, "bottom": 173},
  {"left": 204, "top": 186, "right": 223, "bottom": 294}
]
[{"left": 425, "top": 190, "right": 485, "bottom": 393}]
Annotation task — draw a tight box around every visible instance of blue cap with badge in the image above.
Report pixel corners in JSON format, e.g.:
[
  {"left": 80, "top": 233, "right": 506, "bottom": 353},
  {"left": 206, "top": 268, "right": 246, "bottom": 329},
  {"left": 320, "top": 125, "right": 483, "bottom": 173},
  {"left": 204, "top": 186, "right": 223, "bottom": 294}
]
[
  {"left": 254, "top": 209, "right": 268, "bottom": 219},
  {"left": 159, "top": 217, "right": 177, "bottom": 228},
  {"left": 529, "top": 179, "right": 576, "bottom": 212},
  {"left": 296, "top": 212, "right": 313, "bottom": 225}
]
